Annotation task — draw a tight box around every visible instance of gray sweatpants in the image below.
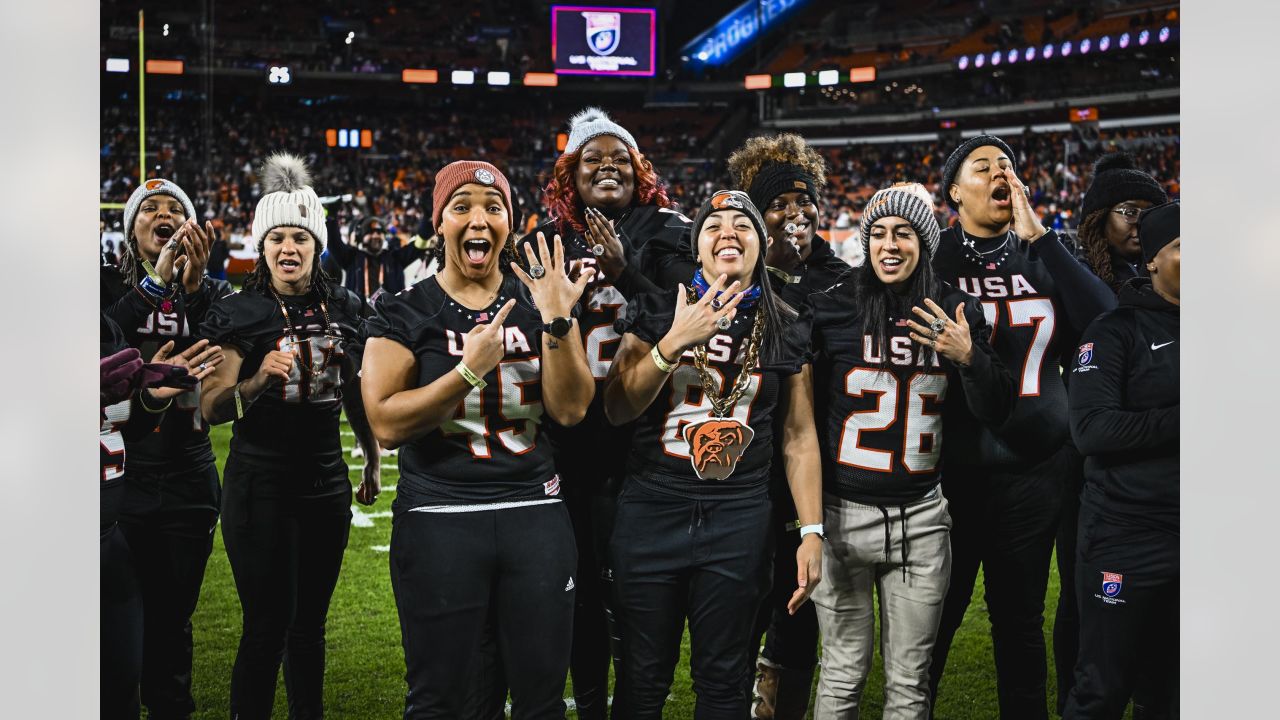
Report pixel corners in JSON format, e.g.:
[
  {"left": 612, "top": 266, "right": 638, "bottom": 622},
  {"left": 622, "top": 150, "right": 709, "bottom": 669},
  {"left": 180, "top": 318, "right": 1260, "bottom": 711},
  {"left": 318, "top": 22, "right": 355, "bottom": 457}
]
[{"left": 812, "top": 487, "right": 952, "bottom": 720}]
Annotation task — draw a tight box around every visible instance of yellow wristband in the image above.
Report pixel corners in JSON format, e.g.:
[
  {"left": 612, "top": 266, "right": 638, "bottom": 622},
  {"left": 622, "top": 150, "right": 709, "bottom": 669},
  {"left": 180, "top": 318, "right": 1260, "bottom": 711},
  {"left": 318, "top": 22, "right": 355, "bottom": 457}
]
[
  {"left": 234, "top": 384, "right": 245, "bottom": 420},
  {"left": 456, "top": 361, "right": 487, "bottom": 389},
  {"left": 651, "top": 345, "right": 677, "bottom": 373}
]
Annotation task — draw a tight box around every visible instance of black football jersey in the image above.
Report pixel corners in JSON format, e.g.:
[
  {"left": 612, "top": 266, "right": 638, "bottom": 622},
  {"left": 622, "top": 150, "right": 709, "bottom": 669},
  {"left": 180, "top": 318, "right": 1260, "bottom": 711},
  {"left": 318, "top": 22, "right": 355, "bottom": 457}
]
[
  {"left": 200, "top": 285, "right": 366, "bottom": 473},
  {"left": 100, "top": 313, "right": 162, "bottom": 528},
  {"left": 931, "top": 226, "right": 1078, "bottom": 466},
  {"left": 366, "top": 274, "right": 561, "bottom": 507},
  {"left": 101, "top": 262, "right": 234, "bottom": 472},
  {"left": 614, "top": 290, "right": 811, "bottom": 500},
  {"left": 521, "top": 206, "right": 694, "bottom": 487},
  {"left": 809, "top": 281, "right": 1014, "bottom": 504}
]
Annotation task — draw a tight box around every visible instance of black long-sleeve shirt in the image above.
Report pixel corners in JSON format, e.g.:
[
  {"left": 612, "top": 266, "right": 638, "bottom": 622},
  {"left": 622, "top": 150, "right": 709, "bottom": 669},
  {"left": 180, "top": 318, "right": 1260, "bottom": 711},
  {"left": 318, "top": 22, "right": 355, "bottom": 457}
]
[
  {"left": 325, "top": 215, "right": 424, "bottom": 299},
  {"left": 1068, "top": 279, "right": 1179, "bottom": 531}
]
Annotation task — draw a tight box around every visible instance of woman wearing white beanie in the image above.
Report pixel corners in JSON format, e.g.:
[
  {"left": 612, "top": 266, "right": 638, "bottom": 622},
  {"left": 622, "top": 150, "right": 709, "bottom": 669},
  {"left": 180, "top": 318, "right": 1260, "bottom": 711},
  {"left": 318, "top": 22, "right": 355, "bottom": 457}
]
[{"left": 198, "top": 153, "right": 380, "bottom": 719}]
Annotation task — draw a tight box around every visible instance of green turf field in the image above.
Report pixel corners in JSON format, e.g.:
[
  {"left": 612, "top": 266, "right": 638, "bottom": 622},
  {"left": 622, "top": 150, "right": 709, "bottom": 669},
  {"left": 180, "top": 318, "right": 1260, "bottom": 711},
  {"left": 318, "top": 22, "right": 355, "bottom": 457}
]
[{"left": 184, "top": 417, "right": 1110, "bottom": 719}]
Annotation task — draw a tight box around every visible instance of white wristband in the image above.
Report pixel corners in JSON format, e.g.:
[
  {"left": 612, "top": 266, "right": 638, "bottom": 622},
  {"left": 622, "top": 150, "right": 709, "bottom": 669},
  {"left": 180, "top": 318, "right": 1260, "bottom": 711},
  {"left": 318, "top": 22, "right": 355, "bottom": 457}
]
[{"left": 799, "top": 523, "right": 825, "bottom": 539}]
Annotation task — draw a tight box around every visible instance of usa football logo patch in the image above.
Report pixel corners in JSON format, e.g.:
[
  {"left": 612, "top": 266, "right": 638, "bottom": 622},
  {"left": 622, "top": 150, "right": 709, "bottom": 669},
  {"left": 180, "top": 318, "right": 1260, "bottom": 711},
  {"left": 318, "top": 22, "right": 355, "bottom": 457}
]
[
  {"left": 1101, "top": 572, "right": 1123, "bottom": 598},
  {"left": 1078, "top": 343, "right": 1094, "bottom": 366}
]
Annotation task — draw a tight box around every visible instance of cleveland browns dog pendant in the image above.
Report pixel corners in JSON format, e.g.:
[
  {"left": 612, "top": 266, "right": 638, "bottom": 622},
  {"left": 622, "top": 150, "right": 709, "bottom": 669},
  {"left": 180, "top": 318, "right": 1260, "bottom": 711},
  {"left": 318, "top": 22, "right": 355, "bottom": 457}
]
[{"left": 682, "top": 418, "right": 755, "bottom": 481}]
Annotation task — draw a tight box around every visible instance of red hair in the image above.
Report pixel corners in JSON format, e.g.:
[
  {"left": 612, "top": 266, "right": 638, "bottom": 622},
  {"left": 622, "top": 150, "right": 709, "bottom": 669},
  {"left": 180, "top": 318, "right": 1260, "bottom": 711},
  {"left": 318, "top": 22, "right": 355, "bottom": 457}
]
[{"left": 542, "top": 145, "right": 672, "bottom": 236}]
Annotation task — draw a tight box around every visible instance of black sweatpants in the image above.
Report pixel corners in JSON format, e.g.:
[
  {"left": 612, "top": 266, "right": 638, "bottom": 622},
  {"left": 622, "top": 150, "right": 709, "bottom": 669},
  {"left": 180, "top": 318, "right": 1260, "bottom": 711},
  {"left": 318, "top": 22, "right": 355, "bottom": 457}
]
[
  {"left": 220, "top": 456, "right": 352, "bottom": 720},
  {"left": 1062, "top": 495, "right": 1178, "bottom": 720},
  {"left": 564, "top": 475, "right": 624, "bottom": 720},
  {"left": 610, "top": 484, "right": 773, "bottom": 720},
  {"left": 390, "top": 501, "right": 577, "bottom": 720},
  {"left": 751, "top": 504, "right": 819, "bottom": 672},
  {"left": 102, "top": 523, "right": 143, "bottom": 720},
  {"left": 1053, "top": 449, "right": 1086, "bottom": 715},
  {"left": 119, "top": 463, "right": 220, "bottom": 719},
  {"left": 929, "top": 446, "right": 1069, "bottom": 720}
]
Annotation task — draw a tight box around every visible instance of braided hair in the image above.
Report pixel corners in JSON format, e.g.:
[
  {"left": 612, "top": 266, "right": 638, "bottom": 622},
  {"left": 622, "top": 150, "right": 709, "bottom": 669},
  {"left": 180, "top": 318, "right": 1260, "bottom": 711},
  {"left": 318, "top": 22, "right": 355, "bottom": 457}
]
[{"left": 1076, "top": 209, "right": 1122, "bottom": 292}]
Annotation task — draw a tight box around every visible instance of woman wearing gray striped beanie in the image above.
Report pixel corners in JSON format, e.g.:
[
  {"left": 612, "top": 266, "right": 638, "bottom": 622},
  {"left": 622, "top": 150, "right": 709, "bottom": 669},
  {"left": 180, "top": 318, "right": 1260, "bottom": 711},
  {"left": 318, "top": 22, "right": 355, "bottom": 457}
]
[{"left": 804, "top": 183, "right": 1015, "bottom": 718}]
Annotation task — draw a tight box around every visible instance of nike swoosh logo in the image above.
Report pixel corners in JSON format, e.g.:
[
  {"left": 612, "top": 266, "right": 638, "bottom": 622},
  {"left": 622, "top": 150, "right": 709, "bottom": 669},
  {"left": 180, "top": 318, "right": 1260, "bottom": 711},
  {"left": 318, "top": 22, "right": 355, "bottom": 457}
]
[{"left": 1151, "top": 341, "right": 1175, "bottom": 351}]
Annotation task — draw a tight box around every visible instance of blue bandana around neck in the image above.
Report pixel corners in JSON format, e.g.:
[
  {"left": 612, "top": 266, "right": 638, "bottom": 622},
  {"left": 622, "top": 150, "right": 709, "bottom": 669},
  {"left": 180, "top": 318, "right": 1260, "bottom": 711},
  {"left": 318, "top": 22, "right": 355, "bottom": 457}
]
[{"left": 692, "top": 268, "right": 761, "bottom": 310}]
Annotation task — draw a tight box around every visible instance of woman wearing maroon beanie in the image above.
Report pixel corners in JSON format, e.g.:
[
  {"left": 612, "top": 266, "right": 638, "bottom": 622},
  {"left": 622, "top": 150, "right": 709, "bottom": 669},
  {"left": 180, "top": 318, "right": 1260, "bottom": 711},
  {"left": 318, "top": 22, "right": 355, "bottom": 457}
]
[{"left": 362, "top": 160, "right": 597, "bottom": 719}]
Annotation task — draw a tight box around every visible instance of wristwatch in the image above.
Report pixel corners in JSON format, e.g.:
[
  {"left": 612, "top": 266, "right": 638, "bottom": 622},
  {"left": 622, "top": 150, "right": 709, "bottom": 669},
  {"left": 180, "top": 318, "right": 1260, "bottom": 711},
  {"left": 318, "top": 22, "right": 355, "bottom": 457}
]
[{"left": 543, "top": 316, "right": 573, "bottom": 339}]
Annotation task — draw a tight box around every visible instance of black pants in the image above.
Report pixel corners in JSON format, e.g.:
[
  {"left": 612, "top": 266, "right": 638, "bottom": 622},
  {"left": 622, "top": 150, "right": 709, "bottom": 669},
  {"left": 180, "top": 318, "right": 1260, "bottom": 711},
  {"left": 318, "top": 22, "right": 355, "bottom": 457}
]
[
  {"left": 102, "top": 523, "right": 143, "bottom": 720},
  {"left": 751, "top": 503, "right": 819, "bottom": 672},
  {"left": 929, "top": 446, "right": 1069, "bottom": 720},
  {"left": 565, "top": 475, "right": 624, "bottom": 720},
  {"left": 220, "top": 457, "right": 352, "bottom": 720},
  {"left": 119, "top": 463, "right": 220, "bottom": 719},
  {"left": 390, "top": 501, "right": 577, "bottom": 720},
  {"left": 1053, "top": 450, "right": 1086, "bottom": 715},
  {"left": 610, "top": 484, "right": 773, "bottom": 720},
  {"left": 1062, "top": 496, "right": 1178, "bottom": 720}
]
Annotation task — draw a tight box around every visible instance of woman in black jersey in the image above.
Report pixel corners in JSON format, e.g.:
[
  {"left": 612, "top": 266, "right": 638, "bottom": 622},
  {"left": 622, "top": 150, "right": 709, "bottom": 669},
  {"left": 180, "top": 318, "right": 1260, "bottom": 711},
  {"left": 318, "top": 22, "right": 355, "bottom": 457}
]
[
  {"left": 927, "top": 136, "right": 1117, "bottom": 720},
  {"left": 199, "top": 154, "right": 380, "bottom": 720},
  {"left": 101, "top": 176, "right": 234, "bottom": 720},
  {"left": 726, "top": 132, "right": 851, "bottom": 720},
  {"left": 603, "top": 190, "right": 823, "bottom": 719},
  {"left": 1063, "top": 202, "right": 1180, "bottom": 720},
  {"left": 520, "top": 107, "right": 694, "bottom": 719},
  {"left": 807, "top": 185, "right": 1014, "bottom": 718},
  {"left": 1054, "top": 152, "right": 1168, "bottom": 713},
  {"left": 360, "top": 160, "right": 596, "bottom": 720}
]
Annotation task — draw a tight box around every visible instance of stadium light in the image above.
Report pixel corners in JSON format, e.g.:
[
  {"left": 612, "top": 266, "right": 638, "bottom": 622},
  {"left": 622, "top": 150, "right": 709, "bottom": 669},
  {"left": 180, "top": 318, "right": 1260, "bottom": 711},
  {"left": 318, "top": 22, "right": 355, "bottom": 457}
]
[
  {"left": 326, "top": 129, "right": 337, "bottom": 147},
  {"left": 1080, "top": 38, "right": 1092, "bottom": 54},
  {"left": 744, "top": 74, "right": 772, "bottom": 90},
  {"left": 487, "top": 71, "right": 511, "bottom": 86},
  {"left": 523, "top": 72, "right": 558, "bottom": 87},
  {"left": 974, "top": 53, "right": 986, "bottom": 68},
  {"left": 451, "top": 70, "right": 475, "bottom": 85},
  {"left": 783, "top": 72, "right": 805, "bottom": 88},
  {"left": 1043, "top": 43, "right": 1054, "bottom": 59},
  {"left": 337, "top": 129, "right": 349, "bottom": 148},
  {"left": 1099, "top": 36, "right": 1111, "bottom": 52},
  {"left": 1119, "top": 32, "right": 1131, "bottom": 49},
  {"left": 145, "top": 59, "right": 184, "bottom": 75},
  {"left": 163, "top": 23, "right": 170, "bottom": 37},
  {"left": 1061, "top": 40, "right": 1073, "bottom": 56},
  {"left": 1159, "top": 27, "right": 1170, "bottom": 43},
  {"left": 345, "top": 31, "right": 355, "bottom": 46},
  {"left": 817, "top": 69, "right": 839, "bottom": 86},
  {"left": 1139, "top": 29, "right": 1150, "bottom": 46},
  {"left": 361, "top": 129, "right": 372, "bottom": 148},
  {"left": 1025, "top": 46, "right": 1036, "bottom": 61},
  {"left": 1007, "top": 48, "right": 1018, "bottom": 64},
  {"left": 848, "top": 66, "right": 876, "bottom": 83},
  {"left": 991, "top": 51, "right": 1002, "bottom": 66},
  {"left": 268, "top": 66, "right": 292, "bottom": 85},
  {"left": 106, "top": 58, "right": 130, "bottom": 73},
  {"left": 957, "top": 55, "right": 969, "bottom": 70},
  {"left": 401, "top": 69, "right": 439, "bottom": 84}
]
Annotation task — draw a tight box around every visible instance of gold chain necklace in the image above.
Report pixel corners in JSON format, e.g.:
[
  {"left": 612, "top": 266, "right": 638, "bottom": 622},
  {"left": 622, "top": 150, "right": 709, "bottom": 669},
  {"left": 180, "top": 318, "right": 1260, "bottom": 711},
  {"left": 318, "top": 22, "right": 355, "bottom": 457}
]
[
  {"left": 686, "top": 288, "right": 765, "bottom": 417},
  {"left": 269, "top": 287, "right": 335, "bottom": 381}
]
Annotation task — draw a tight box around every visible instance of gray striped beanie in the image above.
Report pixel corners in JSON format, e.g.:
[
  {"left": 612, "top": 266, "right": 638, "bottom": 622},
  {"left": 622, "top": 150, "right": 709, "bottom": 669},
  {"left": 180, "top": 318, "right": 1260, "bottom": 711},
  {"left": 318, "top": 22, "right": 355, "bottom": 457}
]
[
  {"left": 564, "top": 107, "right": 637, "bottom": 155},
  {"left": 123, "top": 178, "right": 196, "bottom": 245},
  {"left": 859, "top": 186, "right": 941, "bottom": 255},
  {"left": 251, "top": 153, "right": 328, "bottom": 249}
]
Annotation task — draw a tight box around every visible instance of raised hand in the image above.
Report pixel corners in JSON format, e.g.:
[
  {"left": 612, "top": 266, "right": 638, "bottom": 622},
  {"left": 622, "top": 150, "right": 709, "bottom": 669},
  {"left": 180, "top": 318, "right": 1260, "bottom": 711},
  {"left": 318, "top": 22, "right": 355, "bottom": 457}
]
[
  {"left": 907, "top": 299, "right": 974, "bottom": 366},
  {"left": 146, "top": 338, "right": 225, "bottom": 401},
  {"left": 584, "top": 206, "right": 628, "bottom": 278},
  {"left": 179, "top": 220, "right": 216, "bottom": 293},
  {"left": 1006, "top": 170, "right": 1047, "bottom": 243},
  {"left": 460, "top": 298, "right": 517, "bottom": 377},
  {"left": 661, "top": 274, "right": 744, "bottom": 356},
  {"left": 510, "top": 232, "right": 594, "bottom": 322}
]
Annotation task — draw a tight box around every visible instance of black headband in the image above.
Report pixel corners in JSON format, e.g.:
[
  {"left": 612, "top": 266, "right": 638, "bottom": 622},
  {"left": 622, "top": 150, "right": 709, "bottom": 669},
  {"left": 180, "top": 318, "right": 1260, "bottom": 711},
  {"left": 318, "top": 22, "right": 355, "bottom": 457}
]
[{"left": 747, "top": 163, "right": 817, "bottom": 212}]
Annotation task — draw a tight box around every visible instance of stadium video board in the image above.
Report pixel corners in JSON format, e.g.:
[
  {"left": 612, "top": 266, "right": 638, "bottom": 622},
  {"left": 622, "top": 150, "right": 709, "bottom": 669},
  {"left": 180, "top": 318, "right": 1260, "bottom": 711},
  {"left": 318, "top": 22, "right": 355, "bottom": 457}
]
[{"left": 551, "top": 5, "right": 657, "bottom": 76}]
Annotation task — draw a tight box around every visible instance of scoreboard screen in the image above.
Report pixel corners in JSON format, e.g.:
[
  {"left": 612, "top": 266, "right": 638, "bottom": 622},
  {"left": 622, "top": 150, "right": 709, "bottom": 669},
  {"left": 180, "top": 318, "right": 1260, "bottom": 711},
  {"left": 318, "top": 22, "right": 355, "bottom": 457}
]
[{"left": 551, "top": 6, "right": 656, "bottom": 77}]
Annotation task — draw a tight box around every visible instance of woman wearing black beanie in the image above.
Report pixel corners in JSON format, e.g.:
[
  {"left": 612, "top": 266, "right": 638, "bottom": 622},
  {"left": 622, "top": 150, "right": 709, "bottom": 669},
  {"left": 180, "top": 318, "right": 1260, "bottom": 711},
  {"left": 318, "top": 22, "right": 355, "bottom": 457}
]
[{"left": 1063, "top": 201, "right": 1180, "bottom": 719}]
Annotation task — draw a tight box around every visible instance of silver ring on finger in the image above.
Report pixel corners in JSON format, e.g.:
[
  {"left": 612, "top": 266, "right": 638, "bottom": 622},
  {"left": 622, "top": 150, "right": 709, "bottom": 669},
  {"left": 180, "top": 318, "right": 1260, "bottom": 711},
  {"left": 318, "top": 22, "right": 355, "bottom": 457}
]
[
  {"left": 710, "top": 297, "right": 724, "bottom": 311},
  {"left": 529, "top": 264, "right": 546, "bottom": 279},
  {"left": 716, "top": 315, "right": 732, "bottom": 330},
  {"left": 198, "top": 363, "right": 207, "bottom": 371},
  {"left": 591, "top": 244, "right": 605, "bottom": 257},
  {"left": 930, "top": 317, "right": 947, "bottom": 334},
  {"left": 929, "top": 329, "right": 939, "bottom": 340}
]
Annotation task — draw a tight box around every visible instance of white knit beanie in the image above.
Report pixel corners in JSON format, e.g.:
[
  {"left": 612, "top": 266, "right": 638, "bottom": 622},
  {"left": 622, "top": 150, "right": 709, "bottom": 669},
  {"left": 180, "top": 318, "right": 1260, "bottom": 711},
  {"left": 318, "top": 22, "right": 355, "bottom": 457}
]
[
  {"left": 564, "top": 107, "right": 638, "bottom": 155},
  {"left": 251, "top": 153, "right": 328, "bottom": 249},
  {"left": 859, "top": 186, "right": 941, "bottom": 256},
  {"left": 123, "top": 178, "right": 196, "bottom": 245}
]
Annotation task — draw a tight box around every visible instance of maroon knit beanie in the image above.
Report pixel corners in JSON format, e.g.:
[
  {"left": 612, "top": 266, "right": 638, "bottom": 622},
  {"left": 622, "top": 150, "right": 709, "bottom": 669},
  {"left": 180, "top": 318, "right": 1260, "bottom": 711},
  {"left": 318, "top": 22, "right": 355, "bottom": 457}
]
[{"left": 431, "top": 161, "right": 514, "bottom": 231}]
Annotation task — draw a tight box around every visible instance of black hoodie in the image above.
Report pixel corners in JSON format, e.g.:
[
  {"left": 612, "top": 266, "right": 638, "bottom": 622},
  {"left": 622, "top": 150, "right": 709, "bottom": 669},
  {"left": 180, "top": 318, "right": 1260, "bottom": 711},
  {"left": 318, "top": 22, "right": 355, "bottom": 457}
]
[{"left": 1068, "top": 278, "right": 1179, "bottom": 530}]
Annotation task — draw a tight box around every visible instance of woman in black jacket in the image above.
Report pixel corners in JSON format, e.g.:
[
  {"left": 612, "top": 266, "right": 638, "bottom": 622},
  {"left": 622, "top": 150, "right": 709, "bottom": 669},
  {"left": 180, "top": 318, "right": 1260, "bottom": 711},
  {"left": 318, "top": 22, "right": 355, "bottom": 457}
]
[{"left": 1063, "top": 201, "right": 1179, "bottom": 720}]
